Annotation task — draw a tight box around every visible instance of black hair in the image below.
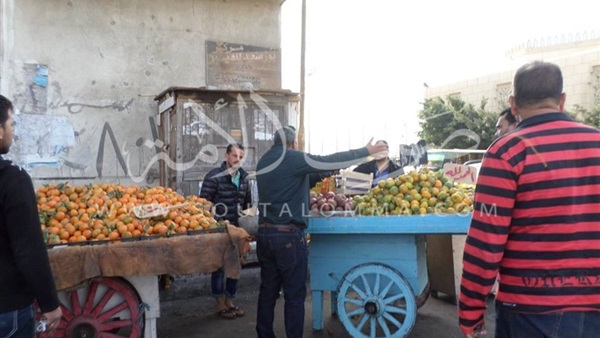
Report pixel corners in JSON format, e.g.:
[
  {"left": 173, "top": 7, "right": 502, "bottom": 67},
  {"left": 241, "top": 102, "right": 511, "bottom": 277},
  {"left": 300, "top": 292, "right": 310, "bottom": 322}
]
[
  {"left": 499, "top": 108, "right": 517, "bottom": 124},
  {"left": 375, "top": 140, "right": 389, "bottom": 148},
  {"left": 0, "top": 95, "right": 13, "bottom": 126},
  {"left": 273, "top": 126, "right": 296, "bottom": 147},
  {"left": 226, "top": 143, "right": 244, "bottom": 153},
  {"left": 513, "top": 61, "right": 563, "bottom": 108}
]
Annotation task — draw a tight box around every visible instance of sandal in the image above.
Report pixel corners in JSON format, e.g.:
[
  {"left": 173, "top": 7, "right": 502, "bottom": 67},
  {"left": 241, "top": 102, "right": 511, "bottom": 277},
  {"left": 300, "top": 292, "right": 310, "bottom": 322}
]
[
  {"left": 217, "top": 308, "right": 236, "bottom": 319},
  {"left": 229, "top": 306, "right": 245, "bottom": 317}
]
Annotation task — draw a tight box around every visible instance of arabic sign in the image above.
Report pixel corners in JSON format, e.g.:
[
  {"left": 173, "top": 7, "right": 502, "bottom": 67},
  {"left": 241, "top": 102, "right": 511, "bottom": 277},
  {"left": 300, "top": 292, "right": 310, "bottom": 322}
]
[
  {"left": 206, "top": 40, "right": 281, "bottom": 90},
  {"left": 443, "top": 163, "right": 478, "bottom": 184}
]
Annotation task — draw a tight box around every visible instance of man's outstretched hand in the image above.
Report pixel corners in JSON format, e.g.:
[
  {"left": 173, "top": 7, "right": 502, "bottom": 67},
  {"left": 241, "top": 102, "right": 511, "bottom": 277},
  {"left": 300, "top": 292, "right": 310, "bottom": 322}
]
[{"left": 365, "top": 137, "right": 388, "bottom": 156}]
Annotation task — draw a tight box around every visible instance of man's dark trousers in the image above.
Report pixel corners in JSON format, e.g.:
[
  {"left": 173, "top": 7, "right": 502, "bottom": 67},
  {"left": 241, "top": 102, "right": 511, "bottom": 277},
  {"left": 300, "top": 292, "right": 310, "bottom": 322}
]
[{"left": 255, "top": 226, "right": 307, "bottom": 338}]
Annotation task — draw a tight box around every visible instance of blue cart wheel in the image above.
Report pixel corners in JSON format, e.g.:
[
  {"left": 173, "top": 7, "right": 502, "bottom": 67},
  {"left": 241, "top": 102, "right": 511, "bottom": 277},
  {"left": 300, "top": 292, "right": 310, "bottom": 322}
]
[{"left": 336, "top": 263, "right": 417, "bottom": 338}]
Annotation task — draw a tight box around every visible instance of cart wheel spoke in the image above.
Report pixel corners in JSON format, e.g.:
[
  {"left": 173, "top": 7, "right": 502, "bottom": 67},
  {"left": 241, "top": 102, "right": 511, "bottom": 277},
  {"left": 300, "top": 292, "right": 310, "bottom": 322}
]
[
  {"left": 60, "top": 304, "right": 74, "bottom": 321},
  {"left": 384, "top": 293, "right": 405, "bottom": 304},
  {"left": 98, "top": 301, "right": 129, "bottom": 322},
  {"left": 373, "top": 273, "right": 381, "bottom": 296},
  {"left": 356, "top": 314, "right": 369, "bottom": 332},
  {"left": 91, "top": 289, "right": 116, "bottom": 317},
  {"left": 343, "top": 297, "right": 363, "bottom": 306},
  {"left": 382, "top": 312, "right": 403, "bottom": 329},
  {"left": 346, "top": 308, "right": 365, "bottom": 318},
  {"left": 377, "top": 316, "right": 392, "bottom": 337},
  {"left": 380, "top": 280, "right": 394, "bottom": 299},
  {"left": 370, "top": 317, "right": 376, "bottom": 337},
  {"left": 101, "top": 319, "right": 133, "bottom": 331},
  {"left": 52, "top": 329, "right": 66, "bottom": 337},
  {"left": 84, "top": 280, "right": 99, "bottom": 313},
  {"left": 70, "top": 289, "right": 82, "bottom": 315},
  {"left": 58, "top": 318, "right": 69, "bottom": 329},
  {"left": 337, "top": 263, "right": 417, "bottom": 338},
  {"left": 385, "top": 305, "right": 407, "bottom": 315},
  {"left": 349, "top": 282, "right": 368, "bottom": 300},
  {"left": 99, "top": 332, "right": 124, "bottom": 338},
  {"left": 360, "top": 274, "right": 372, "bottom": 296}
]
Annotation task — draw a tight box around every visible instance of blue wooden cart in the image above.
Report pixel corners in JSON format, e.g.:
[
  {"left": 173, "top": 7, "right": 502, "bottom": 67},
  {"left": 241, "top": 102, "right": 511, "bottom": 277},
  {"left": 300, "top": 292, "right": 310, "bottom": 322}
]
[{"left": 307, "top": 214, "right": 471, "bottom": 338}]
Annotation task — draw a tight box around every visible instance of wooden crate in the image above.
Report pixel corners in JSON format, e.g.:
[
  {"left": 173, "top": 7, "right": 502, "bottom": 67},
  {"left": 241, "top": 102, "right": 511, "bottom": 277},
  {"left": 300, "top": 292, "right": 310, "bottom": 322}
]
[{"left": 336, "top": 171, "right": 372, "bottom": 195}]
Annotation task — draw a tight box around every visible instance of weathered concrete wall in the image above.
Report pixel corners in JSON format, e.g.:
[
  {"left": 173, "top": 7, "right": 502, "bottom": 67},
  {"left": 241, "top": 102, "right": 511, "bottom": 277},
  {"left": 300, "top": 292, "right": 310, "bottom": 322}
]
[{"left": 0, "top": 0, "right": 282, "bottom": 187}]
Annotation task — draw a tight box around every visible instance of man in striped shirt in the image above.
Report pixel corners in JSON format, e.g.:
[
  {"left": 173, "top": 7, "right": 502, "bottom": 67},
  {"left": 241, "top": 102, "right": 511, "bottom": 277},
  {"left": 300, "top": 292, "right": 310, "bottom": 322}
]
[{"left": 458, "top": 61, "right": 600, "bottom": 338}]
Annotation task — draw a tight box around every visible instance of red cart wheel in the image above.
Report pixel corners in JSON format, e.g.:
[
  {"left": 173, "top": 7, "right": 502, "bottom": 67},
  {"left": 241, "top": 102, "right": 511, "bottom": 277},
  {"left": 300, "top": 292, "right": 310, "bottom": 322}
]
[{"left": 36, "top": 277, "right": 143, "bottom": 338}]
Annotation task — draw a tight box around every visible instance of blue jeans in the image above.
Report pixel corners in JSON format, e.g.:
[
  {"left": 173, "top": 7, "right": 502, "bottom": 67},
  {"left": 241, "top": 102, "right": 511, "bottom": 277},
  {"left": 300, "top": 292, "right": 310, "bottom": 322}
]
[
  {"left": 495, "top": 304, "right": 600, "bottom": 338},
  {"left": 255, "top": 227, "right": 307, "bottom": 338},
  {"left": 211, "top": 268, "right": 238, "bottom": 298},
  {"left": 0, "top": 304, "right": 34, "bottom": 338}
]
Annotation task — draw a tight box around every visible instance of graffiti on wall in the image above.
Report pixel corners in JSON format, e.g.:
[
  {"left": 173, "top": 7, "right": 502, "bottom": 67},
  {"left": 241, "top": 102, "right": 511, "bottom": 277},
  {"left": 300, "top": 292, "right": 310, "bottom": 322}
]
[
  {"left": 14, "top": 112, "right": 161, "bottom": 183},
  {"left": 49, "top": 98, "right": 134, "bottom": 115},
  {"left": 96, "top": 116, "right": 161, "bottom": 183}
]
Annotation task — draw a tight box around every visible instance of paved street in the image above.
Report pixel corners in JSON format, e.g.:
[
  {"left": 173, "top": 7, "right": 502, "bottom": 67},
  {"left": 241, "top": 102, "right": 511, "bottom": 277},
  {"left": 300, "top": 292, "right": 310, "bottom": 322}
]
[{"left": 156, "top": 266, "right": 496, "bottom": 338}]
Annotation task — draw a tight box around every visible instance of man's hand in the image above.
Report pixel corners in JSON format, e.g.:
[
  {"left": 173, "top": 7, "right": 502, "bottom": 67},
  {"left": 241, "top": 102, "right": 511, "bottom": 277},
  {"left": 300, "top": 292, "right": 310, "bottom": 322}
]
[
  {"left": 42, "top": 306, "right": 62, "bottom": 332},
  {"left": 465, "top": 324, "right": 487, "bottom": 338},
  {"left": 365, "top": 138, "right": 388, "bottom": 156}
]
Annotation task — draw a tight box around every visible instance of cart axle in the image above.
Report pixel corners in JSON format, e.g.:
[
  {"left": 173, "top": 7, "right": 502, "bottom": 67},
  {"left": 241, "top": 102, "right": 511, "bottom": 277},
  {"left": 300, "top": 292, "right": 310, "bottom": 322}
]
[{"left": 364, "top": 301, "right": 378, "bottom": 315}]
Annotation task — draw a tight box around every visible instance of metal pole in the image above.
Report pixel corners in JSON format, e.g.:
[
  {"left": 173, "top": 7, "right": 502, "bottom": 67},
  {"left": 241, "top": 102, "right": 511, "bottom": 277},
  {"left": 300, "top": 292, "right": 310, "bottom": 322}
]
[{"left": 297, "top": 0, "right": 307, "bottom": 151}]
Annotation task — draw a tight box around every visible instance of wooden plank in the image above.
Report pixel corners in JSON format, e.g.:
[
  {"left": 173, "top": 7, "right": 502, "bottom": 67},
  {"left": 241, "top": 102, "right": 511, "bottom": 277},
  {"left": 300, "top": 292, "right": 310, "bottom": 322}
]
[
  {"left": 307, "top": 214, "right": 471, "bottom": 234},
  {"left": 309, "top": 234, "right": 426, "bottom": 293}
]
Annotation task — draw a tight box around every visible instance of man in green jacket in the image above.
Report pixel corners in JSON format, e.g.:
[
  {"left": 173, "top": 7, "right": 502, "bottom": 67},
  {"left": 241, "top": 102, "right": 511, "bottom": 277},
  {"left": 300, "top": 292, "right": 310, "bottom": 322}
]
[{"left": 255, "top": 126, "right": 387, "bottom": 338}]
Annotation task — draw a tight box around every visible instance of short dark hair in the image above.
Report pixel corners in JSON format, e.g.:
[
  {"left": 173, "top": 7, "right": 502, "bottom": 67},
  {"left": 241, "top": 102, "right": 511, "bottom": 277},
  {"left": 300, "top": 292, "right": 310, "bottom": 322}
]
[
  {"left": 499, "top": 108, "right": 517, "bottom": 124},
  {"left": 273, "top": 126, "right": 296, "bottom": 147},
  {"left": 513, "top": 61, "right": 563, "bottom": 108},
  {"left": 375, "top": 140, "right": 389, "bottom": 148},
  {"left": 226, "top": 143, "right": 244, "bottom": 153},
  {"left": 0, "top": 95, "right": 13, "bottom": 126}
]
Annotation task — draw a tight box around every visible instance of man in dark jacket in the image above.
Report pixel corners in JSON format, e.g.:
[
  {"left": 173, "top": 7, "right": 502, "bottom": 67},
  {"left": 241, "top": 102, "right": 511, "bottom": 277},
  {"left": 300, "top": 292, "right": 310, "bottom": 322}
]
[
  {"left": 0, "top": 95, "right": 62, "bottom": 337},
  {"left": 353, "top": 140, "right": 402, "bottom": 186},
  {"left": 255, "top": 127, "right": 387, "bottom": 338},
  {"left": 200, "top": 143, "right": 252, "bottom": 319}
]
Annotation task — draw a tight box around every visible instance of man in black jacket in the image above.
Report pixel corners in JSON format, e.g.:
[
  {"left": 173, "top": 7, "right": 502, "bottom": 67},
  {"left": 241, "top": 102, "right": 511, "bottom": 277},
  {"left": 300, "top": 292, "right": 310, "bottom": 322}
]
[
  {"left": 0, "top": 95, "right": 62, "bottom": 337},
  {"left": 353, "top": 140, "right": 402, "bottom": 187},
  {"left": 255, "top": 127, "right": 387, "bottom": 338},
  {"left": 200, "top": 143, "right": 252, "bottom": 319}
]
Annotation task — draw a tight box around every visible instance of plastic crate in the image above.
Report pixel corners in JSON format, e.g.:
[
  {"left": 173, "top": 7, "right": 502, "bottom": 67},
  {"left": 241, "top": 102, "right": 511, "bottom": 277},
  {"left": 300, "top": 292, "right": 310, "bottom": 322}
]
[{"left": 336, "top": 171, "right": 373, "bottom": 195}]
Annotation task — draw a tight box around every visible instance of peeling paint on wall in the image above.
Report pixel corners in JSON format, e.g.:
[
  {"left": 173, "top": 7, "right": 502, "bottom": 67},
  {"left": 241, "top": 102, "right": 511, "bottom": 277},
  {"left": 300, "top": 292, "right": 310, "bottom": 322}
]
[
  {"left": 13, "top": 63, "right": 48, "bottom": 114},
  {"left": 13, "top": 113, "right": 76, "bottom": 169}
]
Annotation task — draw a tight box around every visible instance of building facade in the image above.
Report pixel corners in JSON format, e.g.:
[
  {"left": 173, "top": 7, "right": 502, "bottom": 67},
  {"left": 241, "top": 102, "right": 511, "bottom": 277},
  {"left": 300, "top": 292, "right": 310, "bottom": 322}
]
[
  {"left": 425, "top": 31, "right": 600, "bottom": 114},
  {"left": 0, "top": 0, "right": 284, "bottom": 186}
]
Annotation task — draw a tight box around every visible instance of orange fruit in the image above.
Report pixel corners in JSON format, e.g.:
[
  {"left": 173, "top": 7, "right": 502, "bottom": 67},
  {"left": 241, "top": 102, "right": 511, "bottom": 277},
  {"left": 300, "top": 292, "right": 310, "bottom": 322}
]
[
  {"left": 117, "top": 224, "right": 128, "bottom": 234},
  {"left": 65, "top": 224, "right": 76, "bottom": 235}
]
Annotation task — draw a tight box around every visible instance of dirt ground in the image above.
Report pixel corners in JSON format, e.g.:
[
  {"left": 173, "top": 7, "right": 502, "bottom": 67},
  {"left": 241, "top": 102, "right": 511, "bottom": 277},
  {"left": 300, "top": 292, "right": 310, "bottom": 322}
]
[{"left": 156, "top": 267, "right": 496, "bottom": 338}]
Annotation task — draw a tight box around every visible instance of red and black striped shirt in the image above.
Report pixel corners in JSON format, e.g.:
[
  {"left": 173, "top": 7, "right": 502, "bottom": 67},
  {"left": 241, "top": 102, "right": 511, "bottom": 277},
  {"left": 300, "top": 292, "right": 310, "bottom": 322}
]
[{"left": 458, "top": 112, "right": 600, "bottom": 334}]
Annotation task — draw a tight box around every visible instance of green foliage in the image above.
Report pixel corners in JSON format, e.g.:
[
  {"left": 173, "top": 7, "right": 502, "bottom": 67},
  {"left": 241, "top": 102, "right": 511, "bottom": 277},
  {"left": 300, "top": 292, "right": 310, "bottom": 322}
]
[
  {"left": 418, "top": 96, "right": 497, "bottom": 150},
  {"left": 567, "top": 104, "right": 600, "bottom": 128}
]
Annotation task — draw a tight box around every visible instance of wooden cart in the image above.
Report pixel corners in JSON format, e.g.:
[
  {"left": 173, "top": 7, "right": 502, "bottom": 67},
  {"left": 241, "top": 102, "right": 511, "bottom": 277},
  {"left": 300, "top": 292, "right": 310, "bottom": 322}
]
[
  {"left": 38, "top": 227, "right": 248, "bottom": 338},
  {"left": 307, "top": 214, "right": 470, "bottom": 338}
]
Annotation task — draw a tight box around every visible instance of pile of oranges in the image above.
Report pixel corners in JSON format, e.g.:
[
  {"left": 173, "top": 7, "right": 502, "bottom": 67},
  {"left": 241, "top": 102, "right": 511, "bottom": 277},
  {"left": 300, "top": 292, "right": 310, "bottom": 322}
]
[{"left": 37, "top": 183, "right": 219, "bottom": 245}]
